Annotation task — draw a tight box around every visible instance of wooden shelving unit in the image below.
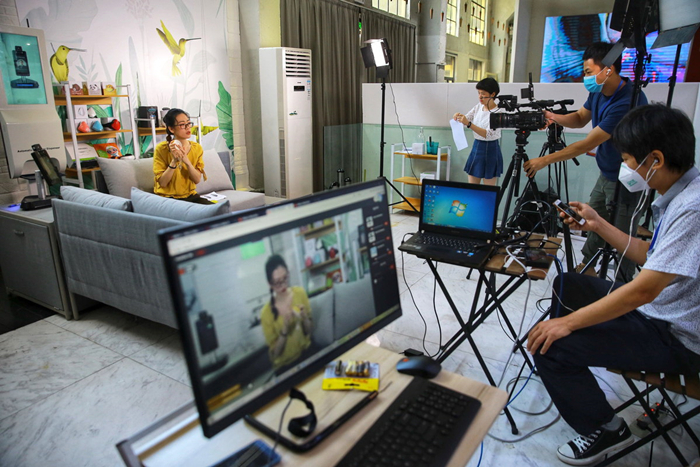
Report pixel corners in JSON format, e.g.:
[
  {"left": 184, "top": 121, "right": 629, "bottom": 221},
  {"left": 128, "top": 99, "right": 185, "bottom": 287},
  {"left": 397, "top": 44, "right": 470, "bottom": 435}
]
[
  {"left": 389, "top": 144, "right": 451, "bottom": 212},
  {"left": 56, "top": 85, "right": 139, "bottom": 188},
  {"left": 62, "top": 129, "right": 134, "bottom": 141}
]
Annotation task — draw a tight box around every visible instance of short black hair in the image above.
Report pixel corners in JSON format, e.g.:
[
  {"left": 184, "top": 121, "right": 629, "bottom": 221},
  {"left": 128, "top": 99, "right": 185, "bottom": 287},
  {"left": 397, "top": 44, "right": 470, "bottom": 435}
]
[
  {"left": 583, "top": 42, "right": 622, "bottom": 75},
  {"left": 613, "top": 104, "right": 695, "bottom": 173},
  {"left": 476, "top": 77, "right": 499, "bottom": 96}
]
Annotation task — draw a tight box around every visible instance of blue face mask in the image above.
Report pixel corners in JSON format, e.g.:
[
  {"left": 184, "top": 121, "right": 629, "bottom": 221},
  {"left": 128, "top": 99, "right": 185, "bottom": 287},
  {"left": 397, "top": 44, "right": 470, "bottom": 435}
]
[{"left": 583, "top": 68, "right": 610, "bottom": 93}]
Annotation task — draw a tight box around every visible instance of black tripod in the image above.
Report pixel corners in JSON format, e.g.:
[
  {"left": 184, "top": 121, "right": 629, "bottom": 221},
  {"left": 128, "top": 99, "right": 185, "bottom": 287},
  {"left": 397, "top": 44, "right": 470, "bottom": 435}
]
[
  {"left": 498, "top": 129, "right": 547, "bottom": 234},
  {"left": 377, "top": 78, "right": 419, "bottom": 213},
  {"left": 538, "top": 123, "right": 577, "bottom": 272}
]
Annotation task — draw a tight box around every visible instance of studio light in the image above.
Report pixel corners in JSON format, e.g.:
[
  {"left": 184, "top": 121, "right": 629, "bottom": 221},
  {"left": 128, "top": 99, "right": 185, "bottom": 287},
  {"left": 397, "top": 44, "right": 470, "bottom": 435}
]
[
  {"left": 360, "top": 38, "right": 416, "bottom": 211},
  {"left": 361, "top": 38, "right": 392, "bottom": 79}
]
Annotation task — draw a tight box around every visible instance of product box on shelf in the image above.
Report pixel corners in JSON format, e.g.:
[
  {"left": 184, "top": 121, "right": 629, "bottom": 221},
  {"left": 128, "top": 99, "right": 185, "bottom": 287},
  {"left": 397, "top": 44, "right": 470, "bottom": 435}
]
[
  {"left": 102, "top": 82, "right": 117, "bottom": 95},
  {"left": 83, "top": 81, "right": 102, "bottom": 95},
  {"left": 73, "top": 105, "right": 88, "bottom": 119}
]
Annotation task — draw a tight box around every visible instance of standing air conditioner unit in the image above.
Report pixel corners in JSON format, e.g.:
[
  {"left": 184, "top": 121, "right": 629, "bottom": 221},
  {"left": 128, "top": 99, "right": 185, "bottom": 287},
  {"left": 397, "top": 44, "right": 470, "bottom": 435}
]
[{"left": 260, "top": 47, "right": 313, "bottom": 199}]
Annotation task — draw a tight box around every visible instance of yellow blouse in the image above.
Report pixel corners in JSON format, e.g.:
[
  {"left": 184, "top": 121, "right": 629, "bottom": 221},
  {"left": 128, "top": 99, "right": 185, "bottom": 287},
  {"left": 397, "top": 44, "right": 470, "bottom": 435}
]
[
  {"left": 260, "top": 286, "right": 313, "bottom": 369},
  {"left": 153, "top": 140, "right": 207, "bottom": 198}
]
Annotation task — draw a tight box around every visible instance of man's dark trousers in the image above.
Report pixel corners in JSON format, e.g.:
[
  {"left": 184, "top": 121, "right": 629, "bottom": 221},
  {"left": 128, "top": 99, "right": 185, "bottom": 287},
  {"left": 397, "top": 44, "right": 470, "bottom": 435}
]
[{"left": 532, "top": 272, "right": 700, "bottom": 434}]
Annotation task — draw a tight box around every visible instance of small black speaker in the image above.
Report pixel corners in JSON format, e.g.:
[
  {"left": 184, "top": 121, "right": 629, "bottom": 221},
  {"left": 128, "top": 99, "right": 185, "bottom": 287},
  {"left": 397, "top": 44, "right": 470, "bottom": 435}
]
[
  {"left": 137, "top": 106, "right": 159, "bottom": 128},
  {"left": 195, "top": 311, "right": 219, "bottom": 354}
]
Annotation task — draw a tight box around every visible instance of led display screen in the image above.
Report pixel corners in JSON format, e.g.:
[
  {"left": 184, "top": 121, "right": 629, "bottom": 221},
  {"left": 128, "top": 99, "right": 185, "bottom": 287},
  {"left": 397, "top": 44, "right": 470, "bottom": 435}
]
[
  {"left": 0, "top": 32, "right": 48, "bottom": 105},
  {"left": 541, "top": 14, "right": 690, "bottom": 83}
]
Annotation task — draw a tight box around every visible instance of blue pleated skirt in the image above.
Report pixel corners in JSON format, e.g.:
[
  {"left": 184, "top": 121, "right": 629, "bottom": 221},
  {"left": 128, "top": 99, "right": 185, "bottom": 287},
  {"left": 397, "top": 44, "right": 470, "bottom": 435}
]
[{"left": 464, "top": 139, "right": 503, "bottom": 179}]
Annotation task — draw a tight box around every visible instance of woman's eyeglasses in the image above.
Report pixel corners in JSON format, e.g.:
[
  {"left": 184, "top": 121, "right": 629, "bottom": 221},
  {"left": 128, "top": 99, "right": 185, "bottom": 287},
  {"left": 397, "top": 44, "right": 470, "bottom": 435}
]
[
  {"left": 176, "top": 122, "right": 194, "bottom": 129},
  {"left": 270, "top": 274, "right": 289, "bottom": 287}
]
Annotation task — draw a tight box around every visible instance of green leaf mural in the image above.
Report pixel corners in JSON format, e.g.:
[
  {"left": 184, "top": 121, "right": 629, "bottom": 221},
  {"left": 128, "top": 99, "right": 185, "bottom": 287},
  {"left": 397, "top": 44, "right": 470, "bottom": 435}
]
[
  {"left": 140, "top": 136, "right": 153, "bottom": 157},
  {"left": 216, "top": 80, "right": 235, "bottom": 188},
  {"left": 172, "top": 0, "right": 195, "bottom": 38},
  {"left": 192, "top": 125, "right": 218, "bottom": 138}
]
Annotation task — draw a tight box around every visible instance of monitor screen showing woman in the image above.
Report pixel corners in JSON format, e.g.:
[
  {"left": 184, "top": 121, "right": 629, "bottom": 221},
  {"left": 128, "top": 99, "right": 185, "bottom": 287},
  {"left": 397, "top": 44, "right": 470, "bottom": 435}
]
[{"left": 160, "top": 179, "right": 401, "bottom": 438}]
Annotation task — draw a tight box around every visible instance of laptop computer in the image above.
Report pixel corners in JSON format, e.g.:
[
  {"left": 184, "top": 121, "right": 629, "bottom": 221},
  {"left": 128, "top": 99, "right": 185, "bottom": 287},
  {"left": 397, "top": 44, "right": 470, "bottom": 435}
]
[{"left": 399, "top": 179, "right": 500, "bottom": 268}]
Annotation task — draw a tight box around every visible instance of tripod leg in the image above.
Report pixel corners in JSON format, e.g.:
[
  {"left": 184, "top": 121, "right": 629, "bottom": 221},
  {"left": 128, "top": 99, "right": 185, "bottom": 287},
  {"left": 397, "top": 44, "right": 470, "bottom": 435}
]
[
  {"left": 562, "top": 223, "right": 575, "bottom": 272},
  {"left": 383, "top": 177, "right": 419, "bottom": 213},
  {"left": 498, "top": 156, "right": 517, "bottom": 230}
]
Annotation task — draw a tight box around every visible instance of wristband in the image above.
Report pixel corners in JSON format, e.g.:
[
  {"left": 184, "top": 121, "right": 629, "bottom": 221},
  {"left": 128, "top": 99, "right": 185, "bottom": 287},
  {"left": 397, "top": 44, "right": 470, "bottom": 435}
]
[
  {"left": 467, "top": 121, "right": 472, "bottom": 128},
  {"left": 168, "top": 165, "right": 177, "bottom": 169}
]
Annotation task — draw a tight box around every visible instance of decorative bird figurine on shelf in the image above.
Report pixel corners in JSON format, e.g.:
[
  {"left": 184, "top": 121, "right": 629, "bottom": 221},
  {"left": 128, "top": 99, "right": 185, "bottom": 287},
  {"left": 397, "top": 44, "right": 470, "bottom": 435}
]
[
  {"left": 156, "top": 20, "right": 200, "bottom": 76},
  {"left": 50, "top": 45, "right": 86, "bottom": 83}
]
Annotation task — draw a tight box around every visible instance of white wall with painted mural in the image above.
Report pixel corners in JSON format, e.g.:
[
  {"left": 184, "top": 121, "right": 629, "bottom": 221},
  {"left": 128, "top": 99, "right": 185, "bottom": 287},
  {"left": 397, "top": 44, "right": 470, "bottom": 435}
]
[{"left": 17, "top": 0, "right": 243, "bottom": 186}]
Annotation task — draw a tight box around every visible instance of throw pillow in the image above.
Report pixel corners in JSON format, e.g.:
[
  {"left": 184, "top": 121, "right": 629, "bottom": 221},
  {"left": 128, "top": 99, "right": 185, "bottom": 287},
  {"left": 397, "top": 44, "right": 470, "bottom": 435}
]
[
  {"left": 130, "top": 187, "right": 230, "bottom": 221},
  {"left": 97, "top": 157, "right": 155, "bottom": 198},
  {"left": 197, "top": 150, "right": 234, "bottom": 194},
  {"left": 309, "top": 288, "right": 334, "bottom": 346},
  {"left": 333, "top": 277, "right": 375, "bottom": 339},
  {"left": 60, "top": 186, "right": 133, "bottom": 211}
]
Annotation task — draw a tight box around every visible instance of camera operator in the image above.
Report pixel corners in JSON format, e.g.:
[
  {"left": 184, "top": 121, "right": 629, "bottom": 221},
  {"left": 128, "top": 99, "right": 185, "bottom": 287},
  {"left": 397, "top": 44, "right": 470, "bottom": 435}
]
[
  {"left": 528, "top": 104, "right": 700, "bottom": 465},
  {"left": 523, "top": 42, "right": 648, "bottom": 282}
]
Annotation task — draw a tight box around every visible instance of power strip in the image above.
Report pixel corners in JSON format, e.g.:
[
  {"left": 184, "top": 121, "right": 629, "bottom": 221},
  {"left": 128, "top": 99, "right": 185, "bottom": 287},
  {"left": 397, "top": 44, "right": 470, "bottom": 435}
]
[{"left": 630, "top": 403, "right": 675, "bottom": 438}]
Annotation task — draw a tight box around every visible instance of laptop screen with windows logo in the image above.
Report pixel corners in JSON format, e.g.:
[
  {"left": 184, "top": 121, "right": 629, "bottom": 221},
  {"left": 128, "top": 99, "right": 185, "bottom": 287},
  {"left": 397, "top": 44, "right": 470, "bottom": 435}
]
[
  {"left": 422, "top": 184, "right": 497, "bottom": 234},
  {"left": 449, "top": 200, "right": 467, "bottom": 217}
]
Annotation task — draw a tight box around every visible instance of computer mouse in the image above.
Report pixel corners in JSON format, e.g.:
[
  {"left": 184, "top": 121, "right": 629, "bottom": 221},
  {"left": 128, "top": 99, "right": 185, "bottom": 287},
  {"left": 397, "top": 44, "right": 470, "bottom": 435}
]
[{"left": 396, "top": 355, "right": 442, "bottom": 379}]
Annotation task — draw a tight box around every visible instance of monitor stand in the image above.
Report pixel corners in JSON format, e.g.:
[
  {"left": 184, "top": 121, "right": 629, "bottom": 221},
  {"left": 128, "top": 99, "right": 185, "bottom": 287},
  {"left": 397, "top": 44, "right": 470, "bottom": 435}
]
[
  {"left": 244, "top": 389, "right": 378, "bottom": 453},
  {"left": 20, "top": 170, "right": 56, "bottom": 210}
]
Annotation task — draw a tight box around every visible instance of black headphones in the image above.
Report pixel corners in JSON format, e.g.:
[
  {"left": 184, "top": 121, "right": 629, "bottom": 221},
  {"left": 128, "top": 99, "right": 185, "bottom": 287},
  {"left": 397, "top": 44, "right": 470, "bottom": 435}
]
[{"left": 287, "top": 388, "right": 317, "bottom": 437}]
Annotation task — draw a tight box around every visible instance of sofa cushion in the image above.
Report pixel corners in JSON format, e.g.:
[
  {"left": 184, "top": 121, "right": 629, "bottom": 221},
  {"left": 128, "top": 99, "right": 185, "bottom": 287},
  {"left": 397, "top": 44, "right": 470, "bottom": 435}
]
[
  {"left": 309, "top": 288, "right": 334, "bottom": 347},
  {"left": 97, "top": 157, "right": 155, "bottom": 198},
  {"left": 216, "top": 189, "right": 266, "bottom": 212},
  {"left": 130, "top": 187, "right": 230, "bottom": 221},
  {"left": 197, "top": 150, "right": 234, "bottom": 194},
  {"left": 60, "top": 186, "right": 133, "bottom": 211}
]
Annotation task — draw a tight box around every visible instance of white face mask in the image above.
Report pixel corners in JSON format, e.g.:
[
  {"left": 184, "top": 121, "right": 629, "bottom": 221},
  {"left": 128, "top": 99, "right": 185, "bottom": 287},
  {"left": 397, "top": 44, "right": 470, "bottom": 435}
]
[{"left": 619, "top": 156, "right": 655, "bottom": 193}]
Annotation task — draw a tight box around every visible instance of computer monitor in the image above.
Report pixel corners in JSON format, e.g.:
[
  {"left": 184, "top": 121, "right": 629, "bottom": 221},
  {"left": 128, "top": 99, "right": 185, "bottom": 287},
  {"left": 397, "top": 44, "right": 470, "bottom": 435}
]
[{"left": 159, "top": 179, "right": 401, "bottom": 440}]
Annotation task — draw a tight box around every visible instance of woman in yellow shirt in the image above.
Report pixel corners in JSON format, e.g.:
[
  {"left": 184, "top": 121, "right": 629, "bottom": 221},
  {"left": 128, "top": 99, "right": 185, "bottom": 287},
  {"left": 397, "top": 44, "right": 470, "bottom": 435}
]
[
  {"left": 153, "top": 108, "right": 211, "bottom": 203},
  {"left": 260, "top": 254, "right": 313, "bottom": 370}
]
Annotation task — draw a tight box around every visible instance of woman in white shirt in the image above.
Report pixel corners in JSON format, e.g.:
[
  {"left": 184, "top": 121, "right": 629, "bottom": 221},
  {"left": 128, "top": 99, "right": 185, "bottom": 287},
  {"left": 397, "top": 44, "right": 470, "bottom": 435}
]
[{"left": 453, "top": 78, "right": 504, "bottom": 185}]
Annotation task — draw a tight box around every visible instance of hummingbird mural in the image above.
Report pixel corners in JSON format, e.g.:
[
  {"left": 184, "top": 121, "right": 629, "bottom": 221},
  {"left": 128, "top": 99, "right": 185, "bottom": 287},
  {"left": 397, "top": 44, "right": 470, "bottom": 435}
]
[
  {"left": 50, "top": 45, "right": 86, "bottom": 83},
  {"left": 156, "top": 21, "right": 201, "bottom": 76}
]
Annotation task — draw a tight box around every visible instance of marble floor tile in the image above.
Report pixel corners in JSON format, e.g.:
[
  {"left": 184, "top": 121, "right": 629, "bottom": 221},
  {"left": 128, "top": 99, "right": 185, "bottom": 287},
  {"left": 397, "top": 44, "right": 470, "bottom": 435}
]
[
  {"left": 395, "top": 266, "right": 428, "bottom": 296},
  {"left": 0, "top": 320, "right": 122, "bottom": 420},
  {"left": 2, "top": 218, "right": 697, "bottom": 467},
  {"left": 47, "top": 306, "right": 177, "bottom": 357},
  {"left": 129, "top": 332, "right": 191, "bottom": 386},
  {"left": 0, "top": 358, "right": 193, "bottom": 467}
]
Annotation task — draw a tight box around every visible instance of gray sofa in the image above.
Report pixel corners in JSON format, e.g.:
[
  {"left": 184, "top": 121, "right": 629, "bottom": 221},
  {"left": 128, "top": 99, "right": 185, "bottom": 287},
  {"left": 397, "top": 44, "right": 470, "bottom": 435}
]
[
  {"left": 94, "top": 150, "right": 264, "bottom": 212},
  {"left": 53, "top": 151, "right": 265, "bottom": 328}
]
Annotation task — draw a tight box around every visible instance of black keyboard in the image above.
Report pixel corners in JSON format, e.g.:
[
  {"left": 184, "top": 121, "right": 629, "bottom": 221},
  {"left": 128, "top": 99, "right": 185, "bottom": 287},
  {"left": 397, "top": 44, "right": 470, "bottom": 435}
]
[
  {"left": 335, "top": 377, "right": 481, "bottom": 467},
  {"left": 417, "top": 234, "right": 484, "bottom": 253}
]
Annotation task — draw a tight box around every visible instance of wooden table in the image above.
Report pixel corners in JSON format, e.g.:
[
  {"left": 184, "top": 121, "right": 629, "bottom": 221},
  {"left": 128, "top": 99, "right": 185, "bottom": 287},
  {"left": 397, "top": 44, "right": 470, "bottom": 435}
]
[{"left": 117, "top": 342, "right": 508, "bottom": 467}]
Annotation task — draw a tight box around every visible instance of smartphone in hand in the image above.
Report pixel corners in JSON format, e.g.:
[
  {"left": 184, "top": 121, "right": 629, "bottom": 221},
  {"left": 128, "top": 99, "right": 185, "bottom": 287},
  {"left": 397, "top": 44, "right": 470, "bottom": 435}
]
[{"left": 554, "top": 199, "right": 586, "bottom": 225}]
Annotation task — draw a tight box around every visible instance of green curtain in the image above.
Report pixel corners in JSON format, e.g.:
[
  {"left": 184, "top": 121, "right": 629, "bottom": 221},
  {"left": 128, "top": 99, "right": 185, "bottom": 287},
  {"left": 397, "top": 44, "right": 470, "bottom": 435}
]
[{"left": 281, "top": 0, "right": 416, "bottom": 190}]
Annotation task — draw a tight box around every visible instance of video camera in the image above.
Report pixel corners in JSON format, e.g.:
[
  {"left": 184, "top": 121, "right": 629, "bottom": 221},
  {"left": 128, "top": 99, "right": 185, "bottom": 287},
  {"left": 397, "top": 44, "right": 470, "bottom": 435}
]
[{"left": 489, "top": 75, "right": 574, "bottom": 131}]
